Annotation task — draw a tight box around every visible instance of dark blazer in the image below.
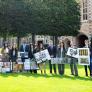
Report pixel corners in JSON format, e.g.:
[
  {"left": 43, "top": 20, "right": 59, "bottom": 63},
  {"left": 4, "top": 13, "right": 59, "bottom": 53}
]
[
  {"left": 9, "top": 48, "right": 18, "bottom": 61},
  {"left": 48, "top": 46, "right": 53, "bottom": 56},
  {"left": 57, "top": 47, "right": 66, "bottom": 58},
  {"left": 29, "top": 47, "right": 34, "bottom": 59},
  {"left": 53, "top": 46, "right": 57, "bottom": 58},
  {"left": 19, "top": 44, "right": 30, "bottom": 59},
  {"left": 20, "top": 44, "right": 29, "bottom": 52},
  {"left": 33, "top": 48, "right": 39, "bottom": 54}
]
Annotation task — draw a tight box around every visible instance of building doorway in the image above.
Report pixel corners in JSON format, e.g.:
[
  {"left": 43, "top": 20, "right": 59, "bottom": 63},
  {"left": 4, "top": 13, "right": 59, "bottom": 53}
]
[
  {"left": 37, "top": 40, "right": 43, "bottom": 45},
  {"left": 77, "top": 34, "right": 88, "bottom": 47}
]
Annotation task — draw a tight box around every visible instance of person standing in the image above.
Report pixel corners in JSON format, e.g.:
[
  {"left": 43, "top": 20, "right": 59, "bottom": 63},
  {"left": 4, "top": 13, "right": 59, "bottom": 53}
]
[
  {"left": 1, "top": 42, "right": 10, "bottom": 73},
  {"left": 19, "top": 39, "right": 30, "bottom": 71},
  {"left": 48, "top": 44, "right": 57, "bottom": 74},
  {"left": 1, "top": 42, "right": 10, "bottom": 62},
  {"left": 84, "top": 40, "right": 90, "bottom": 76},
  {"left": 37, "top": 43, "right": 46, "bottom": 74},
  {"left": 57, "top": 42, "right": 66, "bottom": 75},
  {"left": 9, "top": 43, "right": 18, "bottom": 72},
  {"left": 48, "top": 44, "right": 53, "bottom": 74},
  {"left": 52, "top": 45, "right": 57, "bottom": 74},
  {"left": 29, "top": 43, "right": 37, "bottom": 74},
  {"left": 70, "top": 42, "right": 78, "bottom": 76},
  {"left": 33, "top": 44, "right": 39, "bottom": 54}
]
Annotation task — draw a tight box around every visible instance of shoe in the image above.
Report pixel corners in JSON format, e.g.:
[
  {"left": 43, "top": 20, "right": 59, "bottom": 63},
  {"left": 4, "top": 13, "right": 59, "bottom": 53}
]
[
  {"left": 75, "top": 74, "right": 78, "bottom": 76},
  {"left": 86, "top": 74, "right": 88, "bottom": 77},
  {"left": 90, "top": 74, "right": 92, "bottom": 77},
  {"left": 71, "top": 73, "right": 74, "bottom": 75}
]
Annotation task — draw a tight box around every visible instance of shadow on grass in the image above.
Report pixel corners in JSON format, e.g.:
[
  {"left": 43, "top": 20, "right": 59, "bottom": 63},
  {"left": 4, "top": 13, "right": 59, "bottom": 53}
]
[{"left": 0, "top": 72, "right": 92, "bottom": 81}]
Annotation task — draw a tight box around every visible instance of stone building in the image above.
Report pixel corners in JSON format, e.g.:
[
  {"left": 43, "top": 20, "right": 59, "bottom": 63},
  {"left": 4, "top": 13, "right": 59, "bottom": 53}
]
[
  {"left": 77, "top": 0, "right": 92, "bottom": 47},
  {"left": 61, "top": 0, "right": 92, "bottom": 47}
]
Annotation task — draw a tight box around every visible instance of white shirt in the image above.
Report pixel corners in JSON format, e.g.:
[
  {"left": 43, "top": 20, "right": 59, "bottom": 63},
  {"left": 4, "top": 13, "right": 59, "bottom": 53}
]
[
  {"left": 23, "top": 44, "right": 26, "bottom": 52},
  {"left": 4, "top": 48, "right": 9, "bottom": 54},
  {"left": 60, "top": 47, "right": 63, "bottom": 58},
  {"left": 13, "top": 50, "right": 16, "bottom": 56}
]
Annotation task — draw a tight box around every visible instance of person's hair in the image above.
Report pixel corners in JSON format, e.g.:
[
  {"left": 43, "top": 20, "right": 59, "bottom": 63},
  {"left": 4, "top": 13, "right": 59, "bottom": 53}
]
[
  {"left": 85, "top": 39, "right": 89, "bottom": 46},
  {"left": 12, "top": 43, "right": 17, "bottom": 50},
  {"left": 3, "top": 43, "right": 8, "bottom": 49},
  {"left": 60, "top": 41, "right": 65, "bottom": 50},
  {"left": 38, "top": 43, "right": 44, "bottom": 50},
  {"left": 29, "top": 43, "right": 33, "bottom": 50}
]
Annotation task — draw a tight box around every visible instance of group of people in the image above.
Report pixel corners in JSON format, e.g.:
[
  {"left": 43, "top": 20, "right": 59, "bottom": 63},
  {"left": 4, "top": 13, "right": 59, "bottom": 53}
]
[
  {"left": 1, "top": 39, "right": 46, "bottom": 74},
  {"left": 1, "top": 38, "right": 92, "bottom": 77}
]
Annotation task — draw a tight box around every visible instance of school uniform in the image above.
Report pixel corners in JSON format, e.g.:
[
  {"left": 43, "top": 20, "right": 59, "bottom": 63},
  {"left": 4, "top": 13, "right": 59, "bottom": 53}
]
[
  {"left": 29, "top": 46, "right": 37, "bottom": 74},
  {"left": 9, "top": 48, "right": 18, "bottom": 71},
  {"left": 84, "top": 45, "right": 90, "bottom": 76},
  {"left": 48, "top": 45, "right": 57, "bottom": 74},
  {"left": 69, "top": 46, "right": 78, "bottom": 76},
  {"left": 19, "top": 44, "right": 30, "bottom": 71},
  {"left": 20, "top": 44, "right": 30, "bottom": 62},
  {"left": 57, "top": 47, "right": 66, "bottom": 75}
]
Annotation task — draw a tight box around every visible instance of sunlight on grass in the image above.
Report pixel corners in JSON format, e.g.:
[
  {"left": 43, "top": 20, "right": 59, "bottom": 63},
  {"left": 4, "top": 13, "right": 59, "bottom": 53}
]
[{"left": 0, "top": 65, "right": 92, "bottom": 92}]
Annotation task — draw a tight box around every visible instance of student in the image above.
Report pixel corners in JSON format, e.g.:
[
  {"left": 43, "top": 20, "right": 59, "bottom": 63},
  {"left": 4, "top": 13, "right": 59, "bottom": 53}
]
[
  {"left": 84, "top": 40, "right": 90, "bottom": 76},
  {"left": 1, "top": 42, "right": 10, "bottom": 62},
  {"left": 48, "top": 44, "right": 57, "bottom": 74},
  {"left": 19, "top": 39, "right": 30, "bottom": 71},
  {"left": 52, "top": 45, "right": 57, "bottom": 74},
  {"left": 48, "top": 44, "right": 53, "bottom": 74},
  {"left": 20, "top": 39, "right": 30, "bottom": 60},
  {"left": 9, "top": 43, "right": 18, "bottom": 72},
  {"left": 29, "top": 43, "right": 37, "bottom": 74},
  {"left": 57, "top": 41, "right": 66, "bottom": 75},
  {"left": 69, "top": 42, "right": 78, "bottom": 76},
  {"left": 37, "top": 43, "right": 46, "bottom": 74}
]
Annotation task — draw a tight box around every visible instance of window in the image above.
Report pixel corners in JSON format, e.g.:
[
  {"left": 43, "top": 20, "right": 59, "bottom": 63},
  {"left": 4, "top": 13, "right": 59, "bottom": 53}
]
[{"left": 82, "top": 0, "right": 88, "bottom": 20}]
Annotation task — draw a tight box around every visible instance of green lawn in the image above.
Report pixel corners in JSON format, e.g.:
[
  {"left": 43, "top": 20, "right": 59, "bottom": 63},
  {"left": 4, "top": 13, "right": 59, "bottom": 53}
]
[{"left": 0, "top": 65, "right": 92, "bottom": 92}]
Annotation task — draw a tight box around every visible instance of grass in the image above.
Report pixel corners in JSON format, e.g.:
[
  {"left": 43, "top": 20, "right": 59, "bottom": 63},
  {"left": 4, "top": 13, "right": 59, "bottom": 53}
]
[{"left": 0, "top": 64, "right": 92, "bottom": 92}]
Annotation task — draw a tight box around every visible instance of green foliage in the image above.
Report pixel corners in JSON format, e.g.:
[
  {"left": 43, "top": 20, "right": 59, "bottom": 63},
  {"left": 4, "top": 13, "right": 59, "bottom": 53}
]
[
  {"left": 0, "top": 0, "right": 31, "bottom": 37},
  {"left": 0, "top": 0, "right": 80, "bottom": 37},
  {"left": 29, "top": 0, "right": 80, "bottom": 36}
]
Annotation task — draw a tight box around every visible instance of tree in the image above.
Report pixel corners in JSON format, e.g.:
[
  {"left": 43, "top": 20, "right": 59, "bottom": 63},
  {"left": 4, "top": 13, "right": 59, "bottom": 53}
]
[
  {"left": 26, "top": 0, "right": 80, "bottom": 36},
  {"left": 0, "top": 0, "right": 80, "bottom": 41},
  {"left": 0, "top": 0, "right": 32, "bottom": 38}
]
